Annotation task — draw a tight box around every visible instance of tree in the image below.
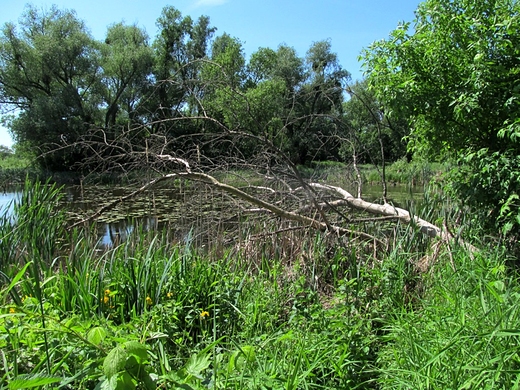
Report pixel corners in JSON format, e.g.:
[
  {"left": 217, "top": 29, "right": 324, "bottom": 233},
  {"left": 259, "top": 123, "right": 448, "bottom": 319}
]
[
  {"left": 198, "top": 40, "right": 350, "bottom": 165},
  {"left": 100, "top": 23, "right": 153, "bottom": 129},
  {"left": 151, "top": 7, "right": 215, "bottom": 122},
  {"left": 342, "top": 79, "right": 409, "bottom": 165},
  {"left": 0, "top": 5, "right": 100, "bottom": 169},
  {"left": 246, "top": 42, "right": 350, "bottom": 165},
  {"left": 362, "top": 0, "right": 520, "bottom": 240},
  {"left": 285, "top": 40, "right": 350, "bottom": 164}
]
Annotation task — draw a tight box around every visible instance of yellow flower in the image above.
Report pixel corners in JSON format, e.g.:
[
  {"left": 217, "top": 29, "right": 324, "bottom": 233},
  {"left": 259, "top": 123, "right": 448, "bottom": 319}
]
[
  {"left": 9, "top": 307, "right": 16, "bottom": 313},
  {"left": 166, "top": 292, "right": 174, "bottom": 299},
  {"left": 102, "top": 296, "right": 109, "bottom": 305},
  {"left": 104, "top": 289, "right": 111, "bottom": 296},
  {"left": 200, "top": 310, "right": 209, "bottom": 319},
  {"left": 146, "top": 296, "right": 153, "bottom": 306}
]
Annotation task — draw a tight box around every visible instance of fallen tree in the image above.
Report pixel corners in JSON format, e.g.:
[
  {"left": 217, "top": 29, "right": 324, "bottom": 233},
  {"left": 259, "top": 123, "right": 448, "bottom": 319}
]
[{"left": 52, "top": 60, "right": 472, "bottom": 270}]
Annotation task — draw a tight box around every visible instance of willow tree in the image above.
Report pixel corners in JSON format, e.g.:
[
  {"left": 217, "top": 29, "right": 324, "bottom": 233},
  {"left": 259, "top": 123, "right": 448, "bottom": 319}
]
[
  {"left": 150, "top": 6, "right": 215, "bottom": 123},
  {"left": 100, "top": 23, "right": 154, "bottom": 129},
  {"left": 0, "top": 5, "right": 100, "bottom": 169}
]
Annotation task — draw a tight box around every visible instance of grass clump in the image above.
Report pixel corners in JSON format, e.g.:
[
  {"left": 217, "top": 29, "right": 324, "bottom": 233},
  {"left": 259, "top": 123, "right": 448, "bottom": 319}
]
[
  {"left": 363, "top": 158, "right": 449, "bottom": 186},
  {"left": 377, "top": 247, "right": 520, "bottom": 389}
]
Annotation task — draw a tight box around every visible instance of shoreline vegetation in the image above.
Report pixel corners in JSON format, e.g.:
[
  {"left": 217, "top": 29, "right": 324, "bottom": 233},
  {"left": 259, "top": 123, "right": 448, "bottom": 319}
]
[
  {"left": 1, "top": 0, "right": 519, "bottom": 387},
  {"left": 0, "top": 157, "right": 449, "bottom": 189},
  {"left": 1, "top": 168, "right": 518, "bottom": 389}
]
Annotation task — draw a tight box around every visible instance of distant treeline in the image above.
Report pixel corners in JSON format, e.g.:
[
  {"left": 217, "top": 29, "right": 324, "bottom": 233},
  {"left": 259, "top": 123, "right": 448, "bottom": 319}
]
[{"left": 0, "top": 5, "right": 408, "bottom": 171}]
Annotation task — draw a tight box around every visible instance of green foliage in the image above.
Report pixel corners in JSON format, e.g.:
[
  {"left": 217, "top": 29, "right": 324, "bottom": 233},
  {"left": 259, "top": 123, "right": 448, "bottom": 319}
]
[
  {"left": 8, "top": 374, "right": 63, "bottom": 389},
  {"left": 362, "top": 0, "right": 520, "bottom": 239},
  {"left": 196, "top": 38, "right": 351, "bottom": 164},
  {"left": 363, "top": 0, "right": 520, "bottom": 155},
  {"left": 101, "top": 341, "right": 154, "bottom": 390},
  {"left": 0, "top": 178, "right": 66, "bottom": 282},
  {"left": 0, "top": 5, "right": 100, "bottom": 169},
  {"left": 448, "top": 149, "right": 520, "bottom": 239},
  {"left": 0, "top": 4, "right": 358, "bottom": 172},
  {"left": 151, "top": 6, "right": 215, "bottom": 123},
  {"left": 100, "top": 23, "right": 154, "bottom": 129},
  {"left": 0, "top": 178, "right": 380, "bottom": 388},
  {"left": 2, "top": 179, "right": 520, "bottom": 388},
  {"left": 342, "top": 80, "right": 409, "bottom": 164},
  {"left": 378, "top": 248, "right": 520, "bottom": 389}
]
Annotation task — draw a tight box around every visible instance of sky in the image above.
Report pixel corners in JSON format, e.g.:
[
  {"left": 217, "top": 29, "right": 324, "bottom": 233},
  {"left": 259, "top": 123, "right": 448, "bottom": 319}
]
[{"left": 0, "top": 0, "right": 421, "bottom": 148}]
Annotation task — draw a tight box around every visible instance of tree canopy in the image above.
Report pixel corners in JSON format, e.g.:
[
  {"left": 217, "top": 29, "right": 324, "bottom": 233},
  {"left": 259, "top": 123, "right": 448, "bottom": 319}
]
[
  {"left": 0, "top": 6, "right": 100, "bottom": 168},
  {"left": 362, "top": 0, "right": 520, "bottom": 237},
  {"left": 0, "top": 4, "right": 409, "bottom": 172}
]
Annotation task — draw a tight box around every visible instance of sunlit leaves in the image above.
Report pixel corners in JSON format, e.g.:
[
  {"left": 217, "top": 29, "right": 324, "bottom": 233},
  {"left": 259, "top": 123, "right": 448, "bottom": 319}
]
[
  {"left": 0, "top": 5, "right": 100, "bottom": 168},
  {"left": 100, "top": 23, "right": 153, "bottom": 127},
  {"left": 362, "top": 0, "right": 520, "bottom": 238},
  {"left": 363, "top": 0, "right": 520, "bottom": 156},
  {"left": 87, "top": 326, "right": 107, "bottom": 346}
]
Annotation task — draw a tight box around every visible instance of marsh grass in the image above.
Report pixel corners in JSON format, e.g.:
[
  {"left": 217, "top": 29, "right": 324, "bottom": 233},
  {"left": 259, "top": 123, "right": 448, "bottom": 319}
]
[
  {"left": 0, "top": 178, "right": 517, "bottom": 389},
  {"left": 299, "top": 159, "right": 448, "bottom": 189},
  {"left": 377, "top": 248, "right": 520, "bottom": 389}
]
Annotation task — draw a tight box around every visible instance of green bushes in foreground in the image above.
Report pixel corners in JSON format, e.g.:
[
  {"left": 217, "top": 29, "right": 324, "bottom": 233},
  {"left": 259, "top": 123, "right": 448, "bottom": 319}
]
[{"left": 0, "top": 181, "right": 519, "bottom": 389}]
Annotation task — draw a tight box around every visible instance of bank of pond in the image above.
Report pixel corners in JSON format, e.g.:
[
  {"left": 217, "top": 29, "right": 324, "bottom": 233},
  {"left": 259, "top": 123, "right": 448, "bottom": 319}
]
[
  {"left": 0, "top": 162, "right": 430, "bottom": 248},
  {"left": 2, "top": 166, "right": 517, "bottom": 389}
]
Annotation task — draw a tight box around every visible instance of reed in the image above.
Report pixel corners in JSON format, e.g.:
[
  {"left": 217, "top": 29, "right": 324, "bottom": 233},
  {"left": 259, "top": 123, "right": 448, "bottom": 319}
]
[{"left": 0, "top": 178, "right": 516, "bottom": 389}]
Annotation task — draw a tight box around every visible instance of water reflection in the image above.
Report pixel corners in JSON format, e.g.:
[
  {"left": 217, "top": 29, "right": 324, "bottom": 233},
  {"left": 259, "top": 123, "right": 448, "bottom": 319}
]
[
  {"left": 97, "top": 216, "right": 159, "bottom": 247},
  {"left": 0, "top": 183, "right": 424, "bottom": 247},
  {"left": 0, "top": 190, "right": 20, "bottom": 217},
  {"left": 362, "top": 184, "right": 424, "bottom": 213}
]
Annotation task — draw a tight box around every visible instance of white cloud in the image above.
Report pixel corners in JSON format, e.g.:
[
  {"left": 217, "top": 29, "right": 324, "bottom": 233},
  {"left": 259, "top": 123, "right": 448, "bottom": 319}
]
[{"left": 193, "top": 0, "right": 229, "bottom": 8}]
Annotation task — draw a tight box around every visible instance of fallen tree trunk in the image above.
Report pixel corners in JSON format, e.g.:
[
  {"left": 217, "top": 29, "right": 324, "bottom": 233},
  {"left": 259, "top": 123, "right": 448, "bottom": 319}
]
[
  {"left": 308, "top": 183, "right": 446, "bottom": 239},
  {"left": 67, "top": 161, "right": 481, "bottom": 273},
  {"left": 69, "top": 171, "right": 381, "bottom": 244},
  {"left": 69, "top": 170, "right": 452, "bottom": 244}
]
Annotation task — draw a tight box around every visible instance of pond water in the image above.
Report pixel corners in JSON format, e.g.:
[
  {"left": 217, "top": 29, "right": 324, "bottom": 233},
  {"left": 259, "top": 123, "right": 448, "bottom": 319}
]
[
  {"left": 0, "top": 182, "right": 424, "bottom": 247},
  {"left": 0, "top": 191, "right": 20, "bottom": 214}
]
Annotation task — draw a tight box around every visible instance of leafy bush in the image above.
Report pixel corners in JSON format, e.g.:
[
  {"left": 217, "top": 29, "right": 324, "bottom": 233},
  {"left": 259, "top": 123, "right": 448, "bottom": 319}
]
[{"left": 449, "top": 149, "right": 520, "bottom": 241}]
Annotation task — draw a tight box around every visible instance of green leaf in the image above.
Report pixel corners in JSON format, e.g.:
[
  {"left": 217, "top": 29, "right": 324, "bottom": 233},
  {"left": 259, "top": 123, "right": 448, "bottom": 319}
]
[
  {"left": 1, "top": 262, "right": 31, "bottom": 305},
  {"left": 185, "top": 353, "right": 211, "bottom": 379},
  {"left": 103, "top": 346, "right": 128, "bottom": 379},
  {"left": 175, "top": 385, "right": 196, "bottom": 390},
  {"left": 141, "top": 372, "right": 156, "bottom": 390},
  {"left": 123, "top": 340, "right": 148, "bottom": 364},
  {"left": 100, "top": 376, "right": 118, "bottom": 390},
  {"left": 228, "top": 345, "right": 256, "bottom": 372},
  {"left": 502, "top": 222, "right": 514, "bottom": 235},
  {"left": 87, "top": 326, "right": 107, "bottom": 346},
  {"left": 118, "top": 372, "right": 137, "bottom": 390},
  {"left": 8, "top": 374, "right": 62, "bottom": 389},
  {"left": 99, "top": 376, "right": 117, "bottom": 390}
]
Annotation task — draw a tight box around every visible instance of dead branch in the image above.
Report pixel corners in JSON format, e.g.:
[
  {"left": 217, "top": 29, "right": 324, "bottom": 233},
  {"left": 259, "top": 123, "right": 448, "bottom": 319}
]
[
  {"left": 309, "top": 182, "right": 446, "bottom": 238},
  {"left": 68, "top": 168, "right": 383, "bottom": 245}
]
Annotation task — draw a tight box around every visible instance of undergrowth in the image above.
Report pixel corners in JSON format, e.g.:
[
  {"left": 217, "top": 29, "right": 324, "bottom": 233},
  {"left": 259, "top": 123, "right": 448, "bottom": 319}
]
[{"left": 0, "top": 179, "right": 517, "bottom": 389}]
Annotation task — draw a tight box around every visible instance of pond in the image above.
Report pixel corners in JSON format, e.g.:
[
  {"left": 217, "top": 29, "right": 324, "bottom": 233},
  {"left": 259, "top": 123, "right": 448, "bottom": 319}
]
[{"left": 0, "top": 182, "right": 424, "bottom": 247}]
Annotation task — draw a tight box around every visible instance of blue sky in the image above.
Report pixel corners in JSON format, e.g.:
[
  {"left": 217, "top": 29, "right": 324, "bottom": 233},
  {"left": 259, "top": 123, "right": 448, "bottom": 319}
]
[{"left": 0, "top": 0, "right": 421, "bottom": 147}]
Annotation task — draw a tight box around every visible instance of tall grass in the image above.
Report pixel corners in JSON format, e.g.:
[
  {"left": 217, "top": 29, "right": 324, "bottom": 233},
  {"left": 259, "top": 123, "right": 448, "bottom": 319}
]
[
  {"left": 0, "top": 178, "right": 518, "bottom": 389},
  {"left": 377, "top": 247, "right": 520, "bottom": 389}
]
